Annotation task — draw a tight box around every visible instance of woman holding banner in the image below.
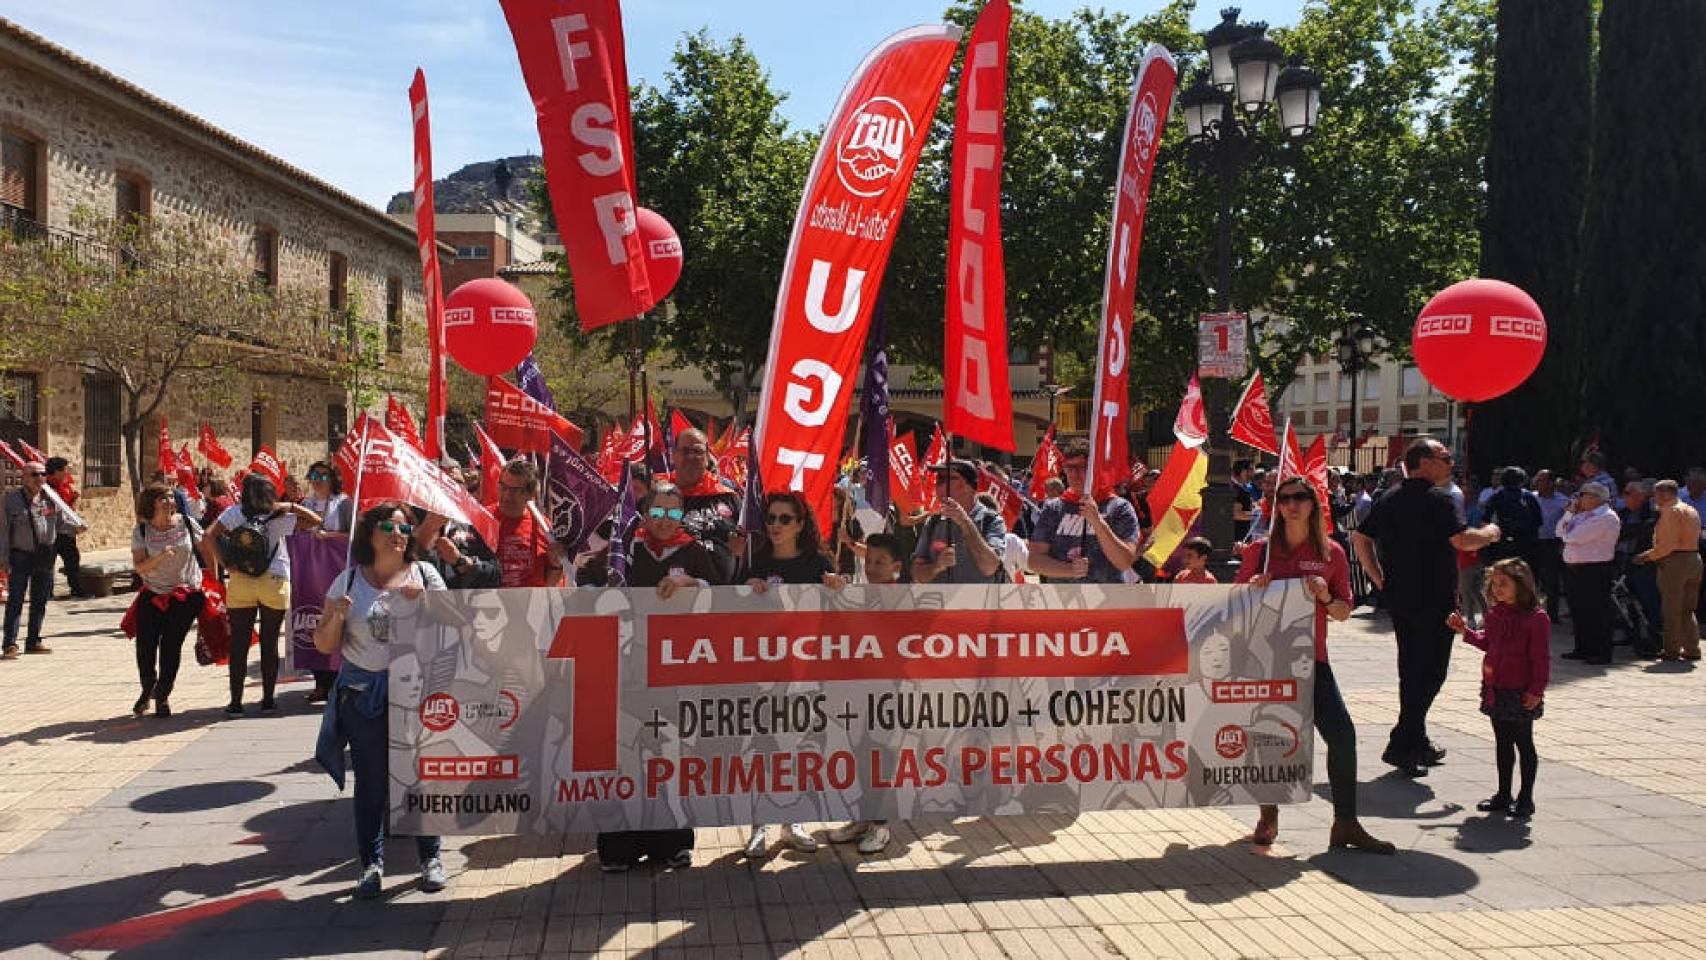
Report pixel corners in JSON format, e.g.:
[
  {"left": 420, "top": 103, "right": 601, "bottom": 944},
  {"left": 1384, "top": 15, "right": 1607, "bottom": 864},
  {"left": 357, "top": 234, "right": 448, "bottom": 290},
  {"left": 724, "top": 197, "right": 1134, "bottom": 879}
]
[
  {"left": 312, "top": 501, "right": 448, "bottom": 899},
  {"left": 743, "top": 490, "right": 848, "bottom": 858},
  {"left": 597, "top": 482, "right": 709, "bottom": 872},
  {"left": 1235, "top": 476, "right": 1395, "bottom": 854}
]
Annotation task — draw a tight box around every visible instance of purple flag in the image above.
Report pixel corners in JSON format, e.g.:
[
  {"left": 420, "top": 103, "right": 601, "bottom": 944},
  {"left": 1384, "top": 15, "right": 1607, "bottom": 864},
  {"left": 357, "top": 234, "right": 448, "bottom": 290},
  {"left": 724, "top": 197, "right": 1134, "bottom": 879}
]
[
  {"left": 515, "top": 354, "right": 556, "bottom": 411},
  {"left": 739, "top": 435, "right": 765, "bottom": 537},
  {"left": 286, "top": 532, "right": 348, "bottom": 673},
  {"left": 608, "top": 459, "right": 637, "bottom": 586},
  {"left": 545, "top": 431, "right": 619, "bottom": 557},
  {"left": 861, "top": 297, "right": 891, "bottom": 513}
]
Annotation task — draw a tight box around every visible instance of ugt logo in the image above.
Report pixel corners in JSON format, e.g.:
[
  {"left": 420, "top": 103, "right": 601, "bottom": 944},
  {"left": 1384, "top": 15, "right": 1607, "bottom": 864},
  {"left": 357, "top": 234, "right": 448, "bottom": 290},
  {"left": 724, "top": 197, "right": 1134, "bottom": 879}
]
[
  {"left": 836, "top": 97, "right": 915, "bottom": 198},
  {"left": 1132, "top": 91, "right": 1161, "bottom": 164}
]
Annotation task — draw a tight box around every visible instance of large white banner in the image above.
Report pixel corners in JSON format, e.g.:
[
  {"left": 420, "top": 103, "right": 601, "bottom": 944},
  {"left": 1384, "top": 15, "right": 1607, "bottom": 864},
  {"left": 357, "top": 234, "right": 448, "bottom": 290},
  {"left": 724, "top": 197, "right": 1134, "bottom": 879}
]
[{"left": 386, "top": 582, "right": 1317, "bottom": 835}]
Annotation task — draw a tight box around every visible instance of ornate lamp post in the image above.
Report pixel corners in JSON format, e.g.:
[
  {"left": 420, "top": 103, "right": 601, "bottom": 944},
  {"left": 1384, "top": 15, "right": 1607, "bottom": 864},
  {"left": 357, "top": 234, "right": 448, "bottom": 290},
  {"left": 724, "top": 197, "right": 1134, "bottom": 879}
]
[
  {"left": 1178, "top": 7, "right": 1322, "bottom": 565},
  {"left": 1335, "top": 320, "right": 1378, "bottom": 471},
  {"left": 1042, "top": 381, "right": 1071, "bottom": 426}
]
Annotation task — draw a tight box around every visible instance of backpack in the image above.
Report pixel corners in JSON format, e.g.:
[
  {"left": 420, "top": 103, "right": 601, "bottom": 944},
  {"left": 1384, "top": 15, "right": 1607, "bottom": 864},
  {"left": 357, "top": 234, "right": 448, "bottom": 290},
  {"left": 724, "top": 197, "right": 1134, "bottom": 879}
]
[{"left": 220, "top": 512, "right": 277, "bottom": 577}]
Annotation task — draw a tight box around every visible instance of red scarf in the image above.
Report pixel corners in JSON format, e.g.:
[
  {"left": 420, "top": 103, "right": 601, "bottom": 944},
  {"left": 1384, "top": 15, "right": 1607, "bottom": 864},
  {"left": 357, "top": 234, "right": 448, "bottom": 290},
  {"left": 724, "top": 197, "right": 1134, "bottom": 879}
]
[
  {"left": 1060, "top": 489, "right": 1082, "bottom": 506},
  {"left": 638, "top": 527, "right": 695, "bottom": 555},
  {"left": 666, "top": 471, "right": 731, "bottom": 499}
]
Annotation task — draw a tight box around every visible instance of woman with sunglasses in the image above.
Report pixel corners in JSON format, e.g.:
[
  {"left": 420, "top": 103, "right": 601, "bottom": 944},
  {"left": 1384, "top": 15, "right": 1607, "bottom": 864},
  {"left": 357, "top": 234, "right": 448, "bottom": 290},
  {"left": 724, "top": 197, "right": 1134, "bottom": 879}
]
[
  {"left": 742, "top": 491, "right": 847, "bottom": 858},
  {"left": 597, "top": 482, "right": 713, "bottom": 872},
  {"left": 1236, "top": 477, "right": 1395, "bottom": 854},
  {"left": 313, "top": 501, "right": 448, "bottom": 899}
]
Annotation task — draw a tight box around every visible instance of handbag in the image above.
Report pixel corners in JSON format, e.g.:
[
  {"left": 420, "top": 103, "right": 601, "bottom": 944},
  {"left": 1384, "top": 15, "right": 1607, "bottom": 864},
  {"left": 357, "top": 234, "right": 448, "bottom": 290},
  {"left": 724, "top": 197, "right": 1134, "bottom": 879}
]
[{"left": 194, "top": 573, "right": 232, "bottom": 666}]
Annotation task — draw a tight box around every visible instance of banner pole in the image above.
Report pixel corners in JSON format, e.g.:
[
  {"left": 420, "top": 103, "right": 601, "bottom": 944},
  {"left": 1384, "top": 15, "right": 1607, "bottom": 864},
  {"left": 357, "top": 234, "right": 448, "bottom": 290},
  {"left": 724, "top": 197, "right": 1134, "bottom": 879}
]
[{"left": 344, "top": 417, "right": 370, "bottom": 571}]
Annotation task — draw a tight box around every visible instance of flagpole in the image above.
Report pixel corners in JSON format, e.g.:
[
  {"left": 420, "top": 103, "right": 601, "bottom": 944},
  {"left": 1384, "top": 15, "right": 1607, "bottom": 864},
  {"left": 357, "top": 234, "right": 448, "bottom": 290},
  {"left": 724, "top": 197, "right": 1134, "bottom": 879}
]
[{"left": 344, "top": 416, "right": 370, "bottom": 571}]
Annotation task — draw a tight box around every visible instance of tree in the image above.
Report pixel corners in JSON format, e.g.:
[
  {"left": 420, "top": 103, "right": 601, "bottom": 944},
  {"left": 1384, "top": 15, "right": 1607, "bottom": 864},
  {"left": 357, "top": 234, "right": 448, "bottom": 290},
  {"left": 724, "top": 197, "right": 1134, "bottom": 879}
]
[
  {"left": 1466, "top": 0, "right": 1593, "bottom": 481},
  {"left": 0, "top": 212, "right": 397, "bottom": 491},
  {"left": 1577, "top": 0, "right": 1706, "bottom": 475}
]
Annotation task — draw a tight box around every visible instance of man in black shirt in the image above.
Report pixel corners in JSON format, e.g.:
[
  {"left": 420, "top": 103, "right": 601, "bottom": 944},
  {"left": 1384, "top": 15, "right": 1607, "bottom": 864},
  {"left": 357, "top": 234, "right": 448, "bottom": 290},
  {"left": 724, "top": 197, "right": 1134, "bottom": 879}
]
[
  {"left": 662, "top": 429, "right": 743, "bottom": 584},
  {"left": 1232, "top": 459, "right": 1256, "bottom": 542},
  {"left": 1352, "top": 438, "right": 1502, "bottom": 776}
]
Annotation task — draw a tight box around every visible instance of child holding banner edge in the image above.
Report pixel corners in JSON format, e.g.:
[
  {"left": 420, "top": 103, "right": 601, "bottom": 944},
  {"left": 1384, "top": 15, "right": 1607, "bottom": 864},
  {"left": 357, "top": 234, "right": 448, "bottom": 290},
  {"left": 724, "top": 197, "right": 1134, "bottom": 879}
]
[{"left": 1236, "top": 476, "right": 1395, "bottom": 854}]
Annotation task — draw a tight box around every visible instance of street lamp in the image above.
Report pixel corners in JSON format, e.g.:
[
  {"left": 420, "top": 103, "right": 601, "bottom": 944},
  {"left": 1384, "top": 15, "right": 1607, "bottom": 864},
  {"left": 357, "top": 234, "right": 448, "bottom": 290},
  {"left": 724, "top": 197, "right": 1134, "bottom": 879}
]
[
  {"left": 1041, "top": 381, "right": 1071, "bottom": 426},
  {"left": 1181, "top": 7, "right": 1324, "bottom": 570},
  {"left": 1335, "top": 320, "right": 1378, "bottom": 471}
]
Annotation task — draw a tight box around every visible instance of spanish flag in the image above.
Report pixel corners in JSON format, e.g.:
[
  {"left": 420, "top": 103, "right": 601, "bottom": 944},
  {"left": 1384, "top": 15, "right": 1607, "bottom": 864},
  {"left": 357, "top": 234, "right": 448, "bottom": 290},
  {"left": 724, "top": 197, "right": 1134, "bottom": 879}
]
[{"left": 1142, "top": 439, "right": 1208, "bottom": 568}]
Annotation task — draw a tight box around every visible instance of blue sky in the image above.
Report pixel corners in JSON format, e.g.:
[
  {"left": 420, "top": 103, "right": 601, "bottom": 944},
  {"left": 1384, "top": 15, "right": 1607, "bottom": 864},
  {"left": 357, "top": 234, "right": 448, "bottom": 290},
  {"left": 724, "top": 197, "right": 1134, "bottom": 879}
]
[{"left": 3, "top": 0, "right": 1304, "bottom": 209}]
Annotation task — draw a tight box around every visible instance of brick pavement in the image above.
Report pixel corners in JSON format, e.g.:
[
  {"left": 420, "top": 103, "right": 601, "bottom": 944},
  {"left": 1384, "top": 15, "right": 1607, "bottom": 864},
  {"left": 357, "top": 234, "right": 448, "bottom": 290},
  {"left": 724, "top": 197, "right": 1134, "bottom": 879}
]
[{"left": 3, "top": 572, "right": 1706, "bottom": 959}]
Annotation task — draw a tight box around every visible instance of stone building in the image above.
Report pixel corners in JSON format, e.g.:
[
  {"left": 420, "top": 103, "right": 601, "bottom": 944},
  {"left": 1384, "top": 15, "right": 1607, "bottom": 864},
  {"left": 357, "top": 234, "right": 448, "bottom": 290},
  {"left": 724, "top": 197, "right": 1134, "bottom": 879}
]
[{"left": 0, "top": 18, "right": 443, "bottom": 549}]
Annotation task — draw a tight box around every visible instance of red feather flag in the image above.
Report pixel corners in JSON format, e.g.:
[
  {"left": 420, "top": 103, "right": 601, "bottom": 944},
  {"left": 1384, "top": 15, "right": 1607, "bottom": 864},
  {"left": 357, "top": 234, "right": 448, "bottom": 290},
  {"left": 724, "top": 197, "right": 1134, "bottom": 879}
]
[{"left": 1230, "top": 371, "right": 1279, "bottom": 456}]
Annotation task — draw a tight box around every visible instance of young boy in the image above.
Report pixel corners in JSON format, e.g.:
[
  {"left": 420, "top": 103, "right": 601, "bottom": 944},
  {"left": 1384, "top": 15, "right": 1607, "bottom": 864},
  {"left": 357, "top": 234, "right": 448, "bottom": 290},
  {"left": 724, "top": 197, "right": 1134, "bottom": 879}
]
[
  {"left": 1174, "top": 537, "right": 1219, "bottom": 584},
  {"left": 828, "top": 533, "right": 901, "bottom": 853}
]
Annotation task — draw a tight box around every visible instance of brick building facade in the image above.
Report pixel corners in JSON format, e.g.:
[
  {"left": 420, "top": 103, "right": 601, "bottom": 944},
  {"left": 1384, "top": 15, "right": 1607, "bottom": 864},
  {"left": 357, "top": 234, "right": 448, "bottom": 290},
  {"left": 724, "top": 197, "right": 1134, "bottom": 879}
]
[{"left": 0, "top": 18, "right": 441, "bottom": 549}]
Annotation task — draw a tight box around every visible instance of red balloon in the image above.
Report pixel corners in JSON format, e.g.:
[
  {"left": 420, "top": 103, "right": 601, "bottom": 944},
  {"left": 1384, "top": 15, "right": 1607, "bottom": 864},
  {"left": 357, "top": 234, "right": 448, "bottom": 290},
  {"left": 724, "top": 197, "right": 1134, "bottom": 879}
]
[
  {"left": 636, "top": 207, "right": 683, "bottom": 301},
  {"left": 1411, "top": 278, "right": 1547, "bottom": 402},
  {"left": 443, "top": 278, "right": 538, "bottom": 377}
]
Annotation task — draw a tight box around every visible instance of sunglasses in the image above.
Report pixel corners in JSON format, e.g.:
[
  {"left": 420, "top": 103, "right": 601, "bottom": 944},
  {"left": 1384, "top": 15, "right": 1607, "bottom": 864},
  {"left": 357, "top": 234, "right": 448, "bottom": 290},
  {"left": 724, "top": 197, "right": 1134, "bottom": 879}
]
[
  {"left": 1276, "top": 491, "right": 1314, "bottom": 505},
  {"left": 26, "top": 472, "right": 46, "bottom": 478},
  {"left": 1431, "top": 451, "right": 1455, "bottom": 463},
  {"left": 648, "top": 506, "right": 685, "bottom": 520},
  {"left": 765, "top": 513, "right": 798, "bottom": 526},
  {"left": 307, "top": 471, "right": 330, "bottom": 481},
  {"left": 377, "top": 520, "right": 414, "bottom": 536}
]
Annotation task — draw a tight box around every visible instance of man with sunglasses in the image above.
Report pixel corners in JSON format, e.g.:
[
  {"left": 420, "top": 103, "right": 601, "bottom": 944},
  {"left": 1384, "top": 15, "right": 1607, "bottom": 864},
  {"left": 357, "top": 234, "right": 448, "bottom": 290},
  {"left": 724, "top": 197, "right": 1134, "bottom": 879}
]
[
  {"left": 659, "top": 429, "right": 744, "bottom": 585},
  {"left": 2, "top": 463, "right": 59, "bottom": 657},
  {"left": 1028, "top": 438, "right": 1140, "bottom": 584},
  {"left": 1353, "top": 437, "right": 1503, "bottom": 777},
  {"left": 913, "top": 460, "right": 1005, "bottom": 584}
]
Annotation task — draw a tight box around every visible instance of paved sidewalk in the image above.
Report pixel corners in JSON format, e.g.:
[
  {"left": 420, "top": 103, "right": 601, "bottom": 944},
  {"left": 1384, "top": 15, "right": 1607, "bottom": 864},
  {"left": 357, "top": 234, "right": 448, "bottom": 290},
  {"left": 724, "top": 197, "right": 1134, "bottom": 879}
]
[{"left": 2, "top": 585, "right": 1706, "bottom": 959}]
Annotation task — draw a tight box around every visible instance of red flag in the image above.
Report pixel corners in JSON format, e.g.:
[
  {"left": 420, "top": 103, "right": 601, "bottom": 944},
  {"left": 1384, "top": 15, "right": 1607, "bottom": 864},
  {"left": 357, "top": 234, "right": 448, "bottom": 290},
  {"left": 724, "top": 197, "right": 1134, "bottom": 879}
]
[
  {"left": 16, "top": 439, "right": 45, "bottom": 464},
  {"left": 642, "top": 397, "right": 667, "bottom": 469},
  {"left": 336, "top": 415, "right": 499, "bottom": 547},
  {"left": 978, "top": 467, "right": 1022, "bottom": 531},
  {"left": 1386, "top": 435, "right": 1406, "bottom": 468},
  {"left": 669, "top": 409, "right": 696, "bottom": 441},
  {"left": 499, "top": 0, "right": 654, "bottom": 331},
  {"left": 408, "top": 70, "right": 447, "bottom": 458},
  {"left": 473, "top": 422, "right": 508, "bottom": 511},
  {"left": 247, "top": 446, "right": 286, "bottom": 490},
  {"left": 920, "top": 424, "right": 949, "bottom": 512},
  {"left": 716, "top": 427, "right": 752, "bottom": 490},
  {"left": 0, "top": 439, "right": 27, "bottom": 470},
  {"left": 1229, "top": 371, "right": 1279, "bottom": 456},
  {"left": 754, "top": 25, "right": 961, "bottom": 532},
  {"left": 887, "top": 426, "right": 923, "bottom": 515},
  {"left": 1173, "top": 375, "right": 1208, "bottom": 449},
  {"left": 594, "top": 427, "right": 621, "bottom": 484},
  {"left": 484, "top": 377, "right": 586, "bottom": 453},
  {"left": 1301, "top": 433, "right": 1334, "bottom": 534},
  {"left": 1028, "top": 424, "right": 1061, "bottom": 501},
  {"left": 157, "top": 417, "right": 175, "bottom": 478},
  {"left": 944, "top": 0, "right": 1013, "bottom": 452},
  {"left": 710, "top": 419, "right": 736, "bottom": 458},
  {"left": 198, "top": 422, "right": 233, "bottom": 469},
  {"left": 1087, "top": 46, "right": 1178, "bottom": 499},
  {"left": 386, "top": 395, "right": 425, "bottom": 453},
  {"left": 176, "top": 444, "right": 200, "bottom": 499}
]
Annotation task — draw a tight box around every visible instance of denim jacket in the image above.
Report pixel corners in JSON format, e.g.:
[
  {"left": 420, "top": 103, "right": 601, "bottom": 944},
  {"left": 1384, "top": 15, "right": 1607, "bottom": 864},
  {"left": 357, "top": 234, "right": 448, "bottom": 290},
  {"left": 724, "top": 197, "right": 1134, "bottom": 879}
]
[{"left": 314, "top": 662, "right": 389, "bottom": 791}]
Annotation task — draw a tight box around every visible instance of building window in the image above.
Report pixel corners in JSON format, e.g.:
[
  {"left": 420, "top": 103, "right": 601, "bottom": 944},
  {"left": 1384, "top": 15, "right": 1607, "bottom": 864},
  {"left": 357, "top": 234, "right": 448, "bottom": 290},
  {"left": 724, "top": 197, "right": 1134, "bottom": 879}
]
[
  {"left": 1401, "top": 366, "right": 1424, "bottom": 397},
  {"left": 328, "top": 403, "right": 347, "bottom": 457},
  {"left": 455, "top": 245, "right": 489, "bottom": 259},
  {"left": 1337, "top": 375, "right": 1352, "bottom": 402},
  {"left": 115, "top": 172, "right": 148, "bottom": 224},
  {"left": 253, "top": 225, "right": 278, "bottom": 290},
  {"left": 385, "top": 275, "right": 403, "bottom": 354},
  {"left": 1363, "top": 372, "right": 1380, "bottom": 400},
  {"left": 0, "top": 372, "right": 38, "bottom": 487},
  {"left": 1, "top": 131, "right": 41, "bottom": 223},
  {"left": 251, "top": 400, "right": 277, "bottom": 458},
  {"left": 1313, "top": 372, "right": 1331, "bottom": 404},
  {"left": 82, "top": 371, "right": 122, "bottom": 488},
  {"left": 328, "top": 252, "right": 348, "bottom": 314}
]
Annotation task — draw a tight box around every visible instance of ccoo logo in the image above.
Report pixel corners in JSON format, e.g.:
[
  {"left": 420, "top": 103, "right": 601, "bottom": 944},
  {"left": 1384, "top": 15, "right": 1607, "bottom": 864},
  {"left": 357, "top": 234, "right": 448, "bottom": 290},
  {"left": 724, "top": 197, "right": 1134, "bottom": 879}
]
[{"left": 836, "top": 97, "right": 915, "bottom": 198}]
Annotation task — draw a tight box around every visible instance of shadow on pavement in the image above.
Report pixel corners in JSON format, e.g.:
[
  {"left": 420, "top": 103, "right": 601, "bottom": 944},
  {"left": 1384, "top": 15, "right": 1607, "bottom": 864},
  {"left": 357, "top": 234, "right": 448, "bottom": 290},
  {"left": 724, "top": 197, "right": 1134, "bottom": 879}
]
[{"left": 130, "top": 780, "right": 276, "bottom": 814}]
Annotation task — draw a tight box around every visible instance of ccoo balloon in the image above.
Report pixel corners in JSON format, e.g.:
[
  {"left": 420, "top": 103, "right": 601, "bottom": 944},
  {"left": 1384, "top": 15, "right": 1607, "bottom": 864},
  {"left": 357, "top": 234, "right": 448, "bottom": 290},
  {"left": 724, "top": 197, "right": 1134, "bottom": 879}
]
[
  {"left": 636, "top": 207, "right": 683, "bottom": 302},
  {"left": 443, "top": 278, "right": 539, "bottom": 377},
  {"left": 1411, "top": 278, "right": 1546, "bottom": 402}
]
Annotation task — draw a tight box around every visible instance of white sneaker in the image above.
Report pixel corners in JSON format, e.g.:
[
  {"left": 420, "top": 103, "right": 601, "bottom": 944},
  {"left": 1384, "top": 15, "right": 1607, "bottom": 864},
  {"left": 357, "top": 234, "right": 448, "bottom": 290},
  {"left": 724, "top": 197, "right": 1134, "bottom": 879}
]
[
  {"left": 743, "top": 825, "right": 769, "bottom": 859},
  {"left": 856, "top": 825, "right": 892, "bottom": 855},
  {"left": 780, "top": 823, "right": 818, "bottom": 852},
  {"left": 827, "top": 821, "right": 871, "bottom": 844}
]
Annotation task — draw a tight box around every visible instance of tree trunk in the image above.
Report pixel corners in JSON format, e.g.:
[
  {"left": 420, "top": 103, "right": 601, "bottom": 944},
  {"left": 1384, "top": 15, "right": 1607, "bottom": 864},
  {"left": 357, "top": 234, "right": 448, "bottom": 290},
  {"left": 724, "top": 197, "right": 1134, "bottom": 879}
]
[{"left": 1468, "top": 0, "right": 1592, "bottom": 482}]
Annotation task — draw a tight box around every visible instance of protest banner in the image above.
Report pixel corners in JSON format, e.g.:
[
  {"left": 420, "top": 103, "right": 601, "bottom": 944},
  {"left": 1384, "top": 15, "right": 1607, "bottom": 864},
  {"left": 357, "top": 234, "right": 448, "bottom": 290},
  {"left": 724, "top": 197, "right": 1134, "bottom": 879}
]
[
  {"left": 388, "top": 581, "right": 1316, "bottom": 835},
  {"left": 285, "top": 532, "right": 347, "bottom": 673},
  {"left": 409, "top": 69, "right": 448, "bottom": 457}
]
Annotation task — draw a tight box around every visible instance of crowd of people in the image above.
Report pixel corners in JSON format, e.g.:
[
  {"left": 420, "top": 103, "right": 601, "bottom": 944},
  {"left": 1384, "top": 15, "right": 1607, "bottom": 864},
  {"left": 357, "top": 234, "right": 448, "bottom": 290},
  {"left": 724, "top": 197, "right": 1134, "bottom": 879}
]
[{"left": 5, "top": 426, "right": 1703, "bottom": 899}]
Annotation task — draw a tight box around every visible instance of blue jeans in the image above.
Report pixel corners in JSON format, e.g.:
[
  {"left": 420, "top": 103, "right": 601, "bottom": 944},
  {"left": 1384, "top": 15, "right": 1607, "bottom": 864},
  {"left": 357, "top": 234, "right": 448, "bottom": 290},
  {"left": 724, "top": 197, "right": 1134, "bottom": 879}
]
[
  {"left": 4, "top": 548, "right": 54, "bottom": 651},
  {"left": 337, "top": 687, "right": 440, "bottom": 868}
]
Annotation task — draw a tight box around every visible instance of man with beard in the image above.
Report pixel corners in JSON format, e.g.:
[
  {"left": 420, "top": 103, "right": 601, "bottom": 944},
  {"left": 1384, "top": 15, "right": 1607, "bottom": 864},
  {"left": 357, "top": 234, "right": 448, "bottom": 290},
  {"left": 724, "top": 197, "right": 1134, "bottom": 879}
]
[{"left": 658, "top": 429, "right": 744, "bottom": 583}]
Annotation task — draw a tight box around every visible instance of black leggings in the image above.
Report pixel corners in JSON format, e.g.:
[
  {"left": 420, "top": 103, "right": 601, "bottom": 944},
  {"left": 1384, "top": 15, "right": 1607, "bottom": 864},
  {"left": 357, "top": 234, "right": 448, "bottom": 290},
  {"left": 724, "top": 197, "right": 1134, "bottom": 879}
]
[
  {"left": 135, "top": 591, "right": 204, "bottom": 699},
  {"left": 1491, "top": 718, "right": 1538, "bottom": 801},
  {"left": 228, "top": 604, "right": 285, "bottom": 705}
]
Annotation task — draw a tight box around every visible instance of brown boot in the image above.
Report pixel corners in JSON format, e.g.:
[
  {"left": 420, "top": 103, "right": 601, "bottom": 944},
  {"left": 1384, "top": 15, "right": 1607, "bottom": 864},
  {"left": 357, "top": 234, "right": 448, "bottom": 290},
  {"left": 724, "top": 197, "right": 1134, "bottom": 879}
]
[{"left": 1329, "top": 820, "right": 1395, "bottom": 854}]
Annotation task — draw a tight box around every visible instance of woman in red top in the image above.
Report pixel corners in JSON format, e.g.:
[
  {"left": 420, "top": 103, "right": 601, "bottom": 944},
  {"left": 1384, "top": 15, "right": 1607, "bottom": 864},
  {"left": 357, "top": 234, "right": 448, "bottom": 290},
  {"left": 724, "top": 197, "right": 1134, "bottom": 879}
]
[
  {"left": 1237, "top": 476, "right": 1394, "bottom": 854},
  {"left": 1447, "top": 558, "right": 1550, "bottom": 819}
]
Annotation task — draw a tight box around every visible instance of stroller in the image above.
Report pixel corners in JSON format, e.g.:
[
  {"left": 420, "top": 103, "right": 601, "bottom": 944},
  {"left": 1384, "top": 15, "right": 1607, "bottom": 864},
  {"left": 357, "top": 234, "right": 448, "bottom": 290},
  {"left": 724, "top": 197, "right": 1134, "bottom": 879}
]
[{"left": 1611, "top": 570, "right": 1652, "bottom": 648}]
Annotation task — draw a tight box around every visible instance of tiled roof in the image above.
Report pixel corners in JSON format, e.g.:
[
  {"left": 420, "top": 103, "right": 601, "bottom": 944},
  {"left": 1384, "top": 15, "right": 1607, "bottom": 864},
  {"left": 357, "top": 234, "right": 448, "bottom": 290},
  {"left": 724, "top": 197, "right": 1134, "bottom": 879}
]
[
  {"left": 0, "top": 17, "right": 424, "bottom": 251},
  {"left": 499, "top": 259, "right": 558, "bottom": 277}
]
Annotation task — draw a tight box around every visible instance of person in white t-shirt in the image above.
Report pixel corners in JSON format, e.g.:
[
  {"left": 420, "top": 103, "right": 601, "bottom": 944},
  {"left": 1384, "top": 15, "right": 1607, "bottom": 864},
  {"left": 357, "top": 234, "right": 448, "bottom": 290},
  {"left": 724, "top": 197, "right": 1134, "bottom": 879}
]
[{"left": 129, "top": 483, "right": 205, "bottom": 718}]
